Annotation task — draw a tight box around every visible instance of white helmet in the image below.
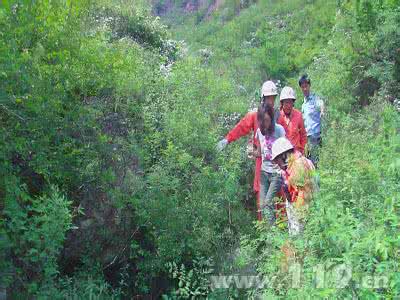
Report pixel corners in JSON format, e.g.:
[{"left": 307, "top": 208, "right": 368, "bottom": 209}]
[
  {"left": 271, "top": 137, "right": 294, "bottom": 160},
  {"left": 280, "top": 86, "right": 296, "bottom": 101},
  {"left": 261, "top": 81, "right": 278, "bottom": 97}
]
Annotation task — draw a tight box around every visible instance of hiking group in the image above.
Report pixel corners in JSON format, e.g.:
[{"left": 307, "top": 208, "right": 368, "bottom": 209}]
[{"left": 217, "top": 75, "right": 324, "bottom": 236}]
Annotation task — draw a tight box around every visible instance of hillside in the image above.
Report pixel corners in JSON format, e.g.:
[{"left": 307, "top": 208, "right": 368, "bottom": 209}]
[
  {"left": 1, "top": 0, "right": 400, "bottom": 298},
  {"left": 161, "top": 0, "right": 400, "bottom": 298}
]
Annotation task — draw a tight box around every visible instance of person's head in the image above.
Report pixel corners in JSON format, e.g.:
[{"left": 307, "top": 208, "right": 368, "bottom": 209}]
[
  {"left": 257, "top": 103, "right": 275, "bottom": 136},
  {"left": 299, "top": 74, "right": 311, "bottom": 97},
  {"left": 261, "top": 80, "right": 278, "bottom": 107},
  {"left": 271, "top": 137, "right": 294, "bottom": 170},
  {"left": 279, "top": 86, "right": 296, "bottom": 116}
]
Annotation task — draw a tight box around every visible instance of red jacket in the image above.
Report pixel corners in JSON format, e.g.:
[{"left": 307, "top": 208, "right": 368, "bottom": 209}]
[
  {"left": 225, "top": 111, "right": 261, "bottom": 193},
  {"left": 277, "top": 109, "right": 307, "bottom": 154}
]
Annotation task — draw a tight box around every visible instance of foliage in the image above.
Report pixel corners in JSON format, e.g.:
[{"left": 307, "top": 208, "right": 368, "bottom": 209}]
[
  {"left": 169, "top": 0, "right": 400, "bottom": 298},
  {"left": 240, "top": 103, "right": 400, "bottom": 299},
  {"left": 0, "top": 0, "right": 254, "bottom": 297},
  {"left": 2, "top": 185, "right": 73, "bottom": 295},
  {"left": 1, "top": 0, "right": 400, "bottom": 298},
  {"left": 164, "top": 257, "right": 214, "bottom": 299}
]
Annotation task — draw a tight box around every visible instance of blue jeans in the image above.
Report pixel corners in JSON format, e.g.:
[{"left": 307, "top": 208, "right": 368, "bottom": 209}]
[{"left": 259, "top": 171, "right": 282, "bottom": 225}]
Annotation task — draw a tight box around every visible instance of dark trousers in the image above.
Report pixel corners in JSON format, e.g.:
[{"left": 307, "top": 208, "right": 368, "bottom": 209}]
[{"left": 307, "top": 135, "right": 322, "bottom": 167}]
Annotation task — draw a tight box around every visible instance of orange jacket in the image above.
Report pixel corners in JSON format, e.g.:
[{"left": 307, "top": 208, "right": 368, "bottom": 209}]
[
  {"left": 277, "top": 109, "right": 307, "bottom": 154},
  {"left": 283, "top": 151, "right": 315, "bottom": 204},
  {"left": 225, "top": 111, "right": 261, "bottom": 193}
]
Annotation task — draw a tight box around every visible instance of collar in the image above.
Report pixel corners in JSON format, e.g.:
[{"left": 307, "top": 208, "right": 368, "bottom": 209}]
[
  {"left": 281, "top": 109, "right": 292, "bottom": 124},
  {"left": 304, "top": 93, "right": 314, "bottom": 103}
]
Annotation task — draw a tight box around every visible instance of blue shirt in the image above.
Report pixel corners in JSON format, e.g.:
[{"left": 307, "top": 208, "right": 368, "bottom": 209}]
[{"left": 301, "top": 93, "right": 323, "bottom": 138}]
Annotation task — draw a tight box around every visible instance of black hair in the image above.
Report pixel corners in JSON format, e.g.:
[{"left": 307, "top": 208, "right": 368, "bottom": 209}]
[
  {"left": 257, "top": 103, "right": 275, "bottom": 136},
  {"left": 299, "top": 74, "right": 311, "bottom": 87}
]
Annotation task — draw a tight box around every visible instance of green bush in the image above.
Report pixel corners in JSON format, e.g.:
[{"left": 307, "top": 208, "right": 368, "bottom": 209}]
[
  {"left": 169, "top": 0, "right": 400, "bottom": 298},
  {"left": 2, "top": 0, "right": 399, "bottom": 298},
  {"left": 2, "top": 185, "right": 73, "bottom": 295},
  {"left": 1, "top": 0, "right": 254, "bottom": 297}
]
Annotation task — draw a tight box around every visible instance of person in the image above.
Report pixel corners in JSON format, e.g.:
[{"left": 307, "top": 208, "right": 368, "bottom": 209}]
[
  {"left": 255, "top": 103, "right": 285, "bottom": 224},
  {"left": 216, "top": 81, "right": 278, "bottom": 221},
  {"left": 271, "top": 137, "right": 316, "bottom": 236},
  {"left": 277, "top": 86, "right": 307, "bottom": 154},
  {"left": 299, "top": 74, "right": 324, "bottom": 166}
]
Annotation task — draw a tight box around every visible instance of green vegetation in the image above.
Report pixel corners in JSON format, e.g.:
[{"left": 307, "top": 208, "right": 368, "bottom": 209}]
[
  {"left": 169, "top": 0, "right": 400, "bottom": 298},
  {"left": 1, "top": 0, "right": 399, "bottom": 298},
  {"left": 0, "top": 1, "right": 251, "bottom": 297}
]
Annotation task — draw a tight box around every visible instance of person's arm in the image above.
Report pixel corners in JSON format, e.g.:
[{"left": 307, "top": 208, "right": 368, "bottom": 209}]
[
  {"left": 298, "top": 113, "right": 308, "bottom": 154},
  {"left": 225, "top": 112, "right": 256, "bottom": 143}
]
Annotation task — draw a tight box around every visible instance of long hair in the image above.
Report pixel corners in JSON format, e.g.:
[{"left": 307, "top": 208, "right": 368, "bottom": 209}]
[{"left": 257, "top": 103, "right": 275, "bottom": 136}]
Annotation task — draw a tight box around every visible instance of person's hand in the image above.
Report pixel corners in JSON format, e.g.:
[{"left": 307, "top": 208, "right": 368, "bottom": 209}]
[{"left": 217, "top": 138, "right": 228, "bottom": 151}]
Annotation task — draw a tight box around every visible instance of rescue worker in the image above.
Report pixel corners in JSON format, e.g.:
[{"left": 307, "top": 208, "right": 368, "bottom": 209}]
[
  {"left": 271, "top": 137, "right": 316, "bottom": 235},
  {"left": 255, "top": 103, "right": 285, "bottom": 224},
  {"left": 299, "top": 74, "right": 324, "bottom": 167},
  {"left": 216, "top": 81, "right": 278, "bottom": 220},
  {"left": 277, "top": 86, "right": 307, "bottom": 154}
]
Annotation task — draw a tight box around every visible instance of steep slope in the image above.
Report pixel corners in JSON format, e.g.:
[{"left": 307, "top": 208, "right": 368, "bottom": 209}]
[
  {"left": 159, "top": 0, "right": 400, "bottom": 298},
  {"left": 1, "top": 0, "right": 399, "bottom": 298},
  {"left": 0, "top": 1, "right": 253, "bottom": 298}
]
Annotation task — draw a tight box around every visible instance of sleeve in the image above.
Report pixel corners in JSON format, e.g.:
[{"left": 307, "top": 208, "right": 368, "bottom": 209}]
[
  {"left": 298, "top": 114, "right": 308, "bottom": 154},
  {"left": 277, "top": 113, "right": 285, "bottom": 128},
  {"left": 225, "top": 112, "right": 256, "bottom": 143},
  {"left": 274, "top": 124, "right": 285, "bottom": 138},
  {"left": 279, "top": 125, "right": 286, "bottom": 137}
]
